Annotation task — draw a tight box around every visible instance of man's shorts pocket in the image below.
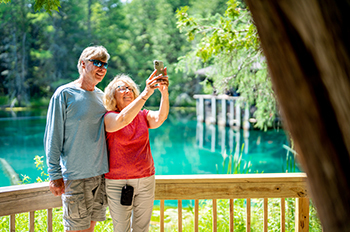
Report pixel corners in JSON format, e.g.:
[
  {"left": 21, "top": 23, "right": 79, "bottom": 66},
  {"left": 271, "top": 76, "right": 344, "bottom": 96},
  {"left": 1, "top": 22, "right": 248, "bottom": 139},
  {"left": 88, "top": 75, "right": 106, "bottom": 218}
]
[{"left": 63, "top": 193, "right": 88, "bottom": 219}]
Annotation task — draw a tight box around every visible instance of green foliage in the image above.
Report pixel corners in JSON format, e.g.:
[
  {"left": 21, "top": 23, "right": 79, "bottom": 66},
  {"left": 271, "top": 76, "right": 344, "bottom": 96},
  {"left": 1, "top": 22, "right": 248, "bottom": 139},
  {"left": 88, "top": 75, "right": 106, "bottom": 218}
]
[
  {"left": 1, "top": 0, "right": 199, "bottom": 107},
  {"left": 0, "top": 0, "right": 60, "bottom": 14},
  {"left": 176, "top": 0, "right": 277, "bottom": 130},
  {"left": 34, "top": 155, "right": 49, "bottom": 182},
  {"left": 282, "top": 144, "right": 298, "bottom": 173},
  {"left": 218, "top": 144, "right": 252, "bottom": 174},
  {"left": 33, "top": 0, "right": 60, "bottom": 14},
  {"left": 0, "top": 96, "right": 9, "bottom": 106}
]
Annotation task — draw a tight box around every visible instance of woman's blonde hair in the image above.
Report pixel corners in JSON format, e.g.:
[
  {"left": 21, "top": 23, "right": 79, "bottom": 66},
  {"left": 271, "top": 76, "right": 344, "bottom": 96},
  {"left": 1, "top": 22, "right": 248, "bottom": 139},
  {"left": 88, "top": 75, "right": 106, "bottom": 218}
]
[
  {"left": 103, "top": 74, "right": 140, "bottom": 111},
  {"left": 77, "top": 46, "right": 110, "bottom": 74}
]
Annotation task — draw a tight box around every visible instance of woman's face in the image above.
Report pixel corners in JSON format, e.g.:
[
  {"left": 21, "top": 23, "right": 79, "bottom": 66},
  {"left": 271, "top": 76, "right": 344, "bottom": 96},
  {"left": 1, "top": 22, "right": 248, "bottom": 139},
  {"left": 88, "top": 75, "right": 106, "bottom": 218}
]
[{"left": 115, "top": 81, "right": 135, "bottom": 111}]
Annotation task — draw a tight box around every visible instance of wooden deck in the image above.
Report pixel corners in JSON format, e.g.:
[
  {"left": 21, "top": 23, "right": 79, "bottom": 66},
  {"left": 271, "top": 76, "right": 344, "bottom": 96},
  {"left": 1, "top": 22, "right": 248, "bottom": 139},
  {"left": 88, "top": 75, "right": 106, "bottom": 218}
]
[{"left": 0, "top": 173, "right": 310, "bottom": 231}]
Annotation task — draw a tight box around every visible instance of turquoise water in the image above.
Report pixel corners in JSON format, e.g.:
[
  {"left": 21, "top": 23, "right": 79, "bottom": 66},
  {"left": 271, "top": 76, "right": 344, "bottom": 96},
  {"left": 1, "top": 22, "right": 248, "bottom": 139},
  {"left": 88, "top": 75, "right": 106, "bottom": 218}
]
[{"left": 0, "top": 109, "right": 301, "bottom": 188}]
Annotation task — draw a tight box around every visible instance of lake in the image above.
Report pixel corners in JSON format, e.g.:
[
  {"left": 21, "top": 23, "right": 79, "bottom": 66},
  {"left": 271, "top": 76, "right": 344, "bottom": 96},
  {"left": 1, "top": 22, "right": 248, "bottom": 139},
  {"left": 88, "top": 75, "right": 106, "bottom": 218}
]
[{"left": 0, "top": 108, "right": 301, "bottom": 188}]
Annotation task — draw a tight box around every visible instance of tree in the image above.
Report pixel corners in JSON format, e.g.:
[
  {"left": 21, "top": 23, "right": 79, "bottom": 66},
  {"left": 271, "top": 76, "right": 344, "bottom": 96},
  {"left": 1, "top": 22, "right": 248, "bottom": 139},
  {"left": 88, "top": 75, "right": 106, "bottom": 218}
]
[
  {"left": 245, "top": 0, "right": 350, "bottom": 231},
  {"left": 0, "top": 0, "right": 33, "bottom": 106},
  {"left": 0, "top": 0, "right": 60, "bottom": 15},
  {"left": 176, "top": 0, "right": 276, "bottom": 130}
]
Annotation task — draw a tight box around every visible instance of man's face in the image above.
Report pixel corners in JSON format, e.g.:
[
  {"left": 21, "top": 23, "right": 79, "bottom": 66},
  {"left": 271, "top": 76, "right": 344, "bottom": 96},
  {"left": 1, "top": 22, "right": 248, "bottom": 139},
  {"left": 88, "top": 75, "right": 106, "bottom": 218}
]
[{"left": 82, "top": 58, "right": 108, "bottom": 84}]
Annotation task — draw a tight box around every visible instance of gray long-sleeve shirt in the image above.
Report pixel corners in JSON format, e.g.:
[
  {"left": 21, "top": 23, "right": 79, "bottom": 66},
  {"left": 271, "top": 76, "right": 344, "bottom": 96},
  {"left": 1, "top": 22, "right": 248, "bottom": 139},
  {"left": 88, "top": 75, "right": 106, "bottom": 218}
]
[{"left": 44, "top": 82, "right": 108, "bottom": 181}]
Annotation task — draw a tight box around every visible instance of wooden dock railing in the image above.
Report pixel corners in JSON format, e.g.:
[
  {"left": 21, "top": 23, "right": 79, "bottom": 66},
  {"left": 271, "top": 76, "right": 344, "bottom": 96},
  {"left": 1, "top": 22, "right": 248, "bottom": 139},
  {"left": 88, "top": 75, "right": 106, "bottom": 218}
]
[{"left": 0, "top": 173, "right": 309, "bottom": 231}]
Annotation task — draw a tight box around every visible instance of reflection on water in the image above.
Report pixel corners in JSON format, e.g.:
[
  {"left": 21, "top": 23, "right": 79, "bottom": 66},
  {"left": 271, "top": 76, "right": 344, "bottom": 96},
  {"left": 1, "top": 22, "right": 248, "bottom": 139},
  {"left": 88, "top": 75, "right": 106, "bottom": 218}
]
[
  {"left": 0, "top": 109, "right": 301, "bottom": 187},
  {"left": 151, "top": 117, "right": 300, "bottom": 177}
]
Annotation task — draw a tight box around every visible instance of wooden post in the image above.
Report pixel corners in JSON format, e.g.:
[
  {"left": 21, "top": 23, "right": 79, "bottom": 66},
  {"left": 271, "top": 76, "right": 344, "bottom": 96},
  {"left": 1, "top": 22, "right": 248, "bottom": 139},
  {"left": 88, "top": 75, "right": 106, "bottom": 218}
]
[
  {"left": 29, "top": 211, "right": 35, "bottom": 232},
  {"left": 263, "top": 198, "right": 268, "bottom": 232},
  {"left": 47, "top": 208, "right": 53, "bottom": 232},
  {"left": 281, "top": 198, "right": 286, "bottom": 232},
  {"left": 213, "top": 199, "right": 217, "bottom": 232},
  {"left": 235, "top": 129, "right": 241, "bottom": 156},
  {"left": 221, "top": 127, "right": 226, "bottom": 155},
  {"left": 243, "top": 104, "right": 250, "bottom": 131},
  {"left": 160, "top": 200, "right": 165, "bottom": 232},
  {"left": 211, "top": 96, "right": 217, "bottom": 124},
  {"left": 229, "top": 99, "right": 235, "bottom": 127},
  {"left": 244, "top": 130, "right": 250, "bottom": 154},
  {"left": 295, "top": 198, "right": 309, "bottom": 232},
  {"left": 178, "top": 200, "right": 182, "bottom": 232},
  {"left": 244, "top": 1, "right": 350, "bottom": 230},
  {"left": 210, "top": 124, "right": 216, "bottom": 152},
  {"left": 246, "top": 198, "right": 251, "bottom": 232},
  {"left": 197, "top": 97, "right": 205, "bottom": 123},
  {"left": 229, "top": 128, "right": 234, "bottom": 153},
  {"left": 219, "top": 98, "right": 227, "bottom": 126},
  {"left": 230, "top": 199, "right": 234, "bottom": 232},
  {"left": 235, "top": 100, "right": 241, "bottom": 128},
  {"left": 10, "top": 214, "right": 15, "bottom": 232},
  {"left": 194, "top": 199, "right": 199, "bottom": 232},
  {"left": 196, "top": 122, "right": 204, "bottom": 149}
]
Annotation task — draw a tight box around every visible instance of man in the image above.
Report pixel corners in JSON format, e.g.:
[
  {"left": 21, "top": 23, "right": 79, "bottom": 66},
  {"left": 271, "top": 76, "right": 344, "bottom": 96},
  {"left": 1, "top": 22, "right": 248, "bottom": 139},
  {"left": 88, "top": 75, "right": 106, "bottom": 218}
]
[{"left": 44, "top": 45, "right": 110, "bottom": 232}]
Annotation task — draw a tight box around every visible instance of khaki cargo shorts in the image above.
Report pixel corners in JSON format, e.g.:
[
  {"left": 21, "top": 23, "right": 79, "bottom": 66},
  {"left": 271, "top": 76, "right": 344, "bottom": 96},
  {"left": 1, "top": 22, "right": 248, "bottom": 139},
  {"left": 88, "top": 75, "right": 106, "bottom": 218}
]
[{"left": 62, "top": 175, "right": 108, "bottom": 231}]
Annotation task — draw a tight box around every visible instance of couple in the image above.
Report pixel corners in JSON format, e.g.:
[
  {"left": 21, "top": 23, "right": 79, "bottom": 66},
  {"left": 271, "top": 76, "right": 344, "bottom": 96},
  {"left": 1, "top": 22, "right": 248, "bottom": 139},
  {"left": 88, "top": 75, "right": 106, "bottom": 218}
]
[{"left": 44, "top": 45, "right": 169, "bottom": 232}]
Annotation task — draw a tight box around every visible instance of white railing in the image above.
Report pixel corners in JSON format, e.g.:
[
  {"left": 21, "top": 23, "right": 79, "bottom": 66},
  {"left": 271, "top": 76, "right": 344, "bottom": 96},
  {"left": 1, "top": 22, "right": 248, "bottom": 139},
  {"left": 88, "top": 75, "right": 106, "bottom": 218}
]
[{"left": 0, "top": 173, "right": 310, "bottom": 231}]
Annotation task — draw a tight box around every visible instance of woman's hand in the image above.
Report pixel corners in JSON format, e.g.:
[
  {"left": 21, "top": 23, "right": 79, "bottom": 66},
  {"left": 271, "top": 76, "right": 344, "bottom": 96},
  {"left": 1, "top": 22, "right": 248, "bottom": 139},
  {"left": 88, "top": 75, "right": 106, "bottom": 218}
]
[
  {"left": 142, "top": 67, "right": 169, "bottom": 99},
  {"left": 146, "top": 67, "right": 169, "bottom": 129},
  {"left": 156, "top": 67, "right": 169, "bottom": 95}
]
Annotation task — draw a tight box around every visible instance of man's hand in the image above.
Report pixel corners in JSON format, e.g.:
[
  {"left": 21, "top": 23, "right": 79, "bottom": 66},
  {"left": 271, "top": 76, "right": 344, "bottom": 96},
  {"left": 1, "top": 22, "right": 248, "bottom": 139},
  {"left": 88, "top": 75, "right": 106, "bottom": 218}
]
[{"left": 49, "top": 178, "right": 65, "bottom": 196}]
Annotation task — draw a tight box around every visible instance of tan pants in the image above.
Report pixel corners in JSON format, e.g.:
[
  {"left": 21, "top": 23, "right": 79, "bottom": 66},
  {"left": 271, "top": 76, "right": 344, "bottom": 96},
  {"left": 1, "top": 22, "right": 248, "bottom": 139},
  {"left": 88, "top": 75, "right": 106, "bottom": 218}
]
[{"left": 106, "top": 175, "right": 155, "bottom": 232}]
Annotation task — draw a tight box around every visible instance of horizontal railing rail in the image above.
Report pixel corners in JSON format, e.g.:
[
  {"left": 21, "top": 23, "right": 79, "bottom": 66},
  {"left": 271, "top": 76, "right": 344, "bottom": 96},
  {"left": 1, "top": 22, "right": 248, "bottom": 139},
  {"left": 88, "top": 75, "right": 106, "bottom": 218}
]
[{"left": 0, "top": 173, "right": 309, "bottom": 231}]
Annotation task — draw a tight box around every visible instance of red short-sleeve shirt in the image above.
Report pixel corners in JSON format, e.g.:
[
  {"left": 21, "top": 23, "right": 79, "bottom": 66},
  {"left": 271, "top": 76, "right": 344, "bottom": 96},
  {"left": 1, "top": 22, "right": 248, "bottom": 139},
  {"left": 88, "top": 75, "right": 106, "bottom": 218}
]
[{"left": 104, "top": 109, "right": 155, "bottom": 179}]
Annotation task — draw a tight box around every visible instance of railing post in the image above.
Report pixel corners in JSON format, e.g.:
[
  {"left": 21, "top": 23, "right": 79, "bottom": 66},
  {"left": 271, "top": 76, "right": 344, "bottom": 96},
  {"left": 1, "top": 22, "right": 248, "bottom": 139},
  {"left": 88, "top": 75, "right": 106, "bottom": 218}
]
[
  {"left": 263, "top": 198, "right": 268, "bottom": 232},
  {"left": 194, "top": 199, "right": 199, "bottom": 232},
  {"left": 29, "top": 211, "right": 35, "bottom": 232},
  {"left": 212, "top": 199, "right": 217, "bottom": 232},
  {"left": 47, "top": 208, "right": 53, "bottom": 232},
  {"left": 10, "top": 214, "right": 15, "bottom": 232},
  {"left": 160, "top": 200, "right": 165, "bottom": 232},
  {"left": 178, "top": 200, "right": 182, "bottom": 232},
  {"left": 229, "top": 199, "right": 234, "bottom": 232},
  {"left": 295, "top": 198, "right": 309, "bottom": 232},
  {"left": 246, "top": 198, "right": 251, "bottom": 232},
  {"left": 281, "top": 198, "right": 285, "bottom": 232}
]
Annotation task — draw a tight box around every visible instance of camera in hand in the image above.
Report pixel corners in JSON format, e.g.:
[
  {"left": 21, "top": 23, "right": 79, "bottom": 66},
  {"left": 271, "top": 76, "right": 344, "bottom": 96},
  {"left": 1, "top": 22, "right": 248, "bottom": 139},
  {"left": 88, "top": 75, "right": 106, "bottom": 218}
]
[{"left": 154, "top": 60, "right": 165, "bottom": 77}]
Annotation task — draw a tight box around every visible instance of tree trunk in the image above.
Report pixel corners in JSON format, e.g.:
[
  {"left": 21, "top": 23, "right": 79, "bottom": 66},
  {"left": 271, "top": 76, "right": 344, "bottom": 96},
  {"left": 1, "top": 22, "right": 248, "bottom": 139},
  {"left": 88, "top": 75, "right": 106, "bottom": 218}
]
[
  {"left": 244, "top": 0, "right": 350, "bottom": 231},
  {"left": 88, "top": 0, "right": 92, "bottom": 36}
]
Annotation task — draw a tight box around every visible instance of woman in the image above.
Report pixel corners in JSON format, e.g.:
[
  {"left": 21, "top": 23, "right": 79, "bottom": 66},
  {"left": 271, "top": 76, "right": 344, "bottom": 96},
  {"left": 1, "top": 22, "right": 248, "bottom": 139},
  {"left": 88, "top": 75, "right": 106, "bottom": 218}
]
[{"left": 103, "top": 69, "right": 169, "bottom": 232}]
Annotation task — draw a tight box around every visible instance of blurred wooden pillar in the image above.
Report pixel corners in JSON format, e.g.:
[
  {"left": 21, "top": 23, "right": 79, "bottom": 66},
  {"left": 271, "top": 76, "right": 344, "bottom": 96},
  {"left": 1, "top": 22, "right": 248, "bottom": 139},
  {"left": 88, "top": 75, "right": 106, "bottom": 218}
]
[{"left": 245, "top": 0, "right": 350, "bottom": 231}]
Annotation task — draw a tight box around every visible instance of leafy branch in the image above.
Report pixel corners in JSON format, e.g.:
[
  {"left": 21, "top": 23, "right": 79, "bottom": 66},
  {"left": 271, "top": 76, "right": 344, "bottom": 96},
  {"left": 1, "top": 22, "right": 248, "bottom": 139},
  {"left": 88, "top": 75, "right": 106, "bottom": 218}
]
[
  {"left": 0, "top": 0, "right": 60, "bottom": 14},
  {"left": 175, "top": 0, "right": 278, "bottom": 130}
]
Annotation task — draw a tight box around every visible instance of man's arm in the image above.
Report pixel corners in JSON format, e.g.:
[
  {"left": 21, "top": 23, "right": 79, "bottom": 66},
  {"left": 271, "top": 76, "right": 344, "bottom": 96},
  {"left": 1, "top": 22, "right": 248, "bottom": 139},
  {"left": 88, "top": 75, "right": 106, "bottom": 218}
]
[{"left": 44, "top": 91, "right": 66, "bottom": 195}]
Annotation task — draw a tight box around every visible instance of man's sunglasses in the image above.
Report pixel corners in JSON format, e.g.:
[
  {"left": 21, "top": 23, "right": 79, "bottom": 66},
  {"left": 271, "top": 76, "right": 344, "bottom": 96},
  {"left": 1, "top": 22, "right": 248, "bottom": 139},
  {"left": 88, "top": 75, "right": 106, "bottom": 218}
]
[{"left": 88, "top": 59, "right": 108, "bottom": 69}]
